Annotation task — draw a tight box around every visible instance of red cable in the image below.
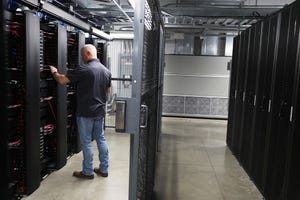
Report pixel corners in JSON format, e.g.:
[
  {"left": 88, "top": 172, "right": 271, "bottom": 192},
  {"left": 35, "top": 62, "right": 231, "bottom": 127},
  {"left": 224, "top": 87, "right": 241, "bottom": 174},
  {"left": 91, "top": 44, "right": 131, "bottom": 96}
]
[{"left": 42, "top": 97, "right": 57, "bottom": 121}]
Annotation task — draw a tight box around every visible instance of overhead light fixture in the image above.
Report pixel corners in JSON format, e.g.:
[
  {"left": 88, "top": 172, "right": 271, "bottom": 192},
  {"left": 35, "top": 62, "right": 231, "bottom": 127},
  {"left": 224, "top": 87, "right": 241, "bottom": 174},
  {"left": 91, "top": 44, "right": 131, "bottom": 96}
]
[
  {"left": 84, "top": 32, "right": 90, "bottom": 38},
  {"left": 110, "top": 32, "right": 134, "bottom": 39},
  {"left": 91, "top": 27, "right": 113, "bottom": 40},
  {"left": 128, "top": 0, "right": 135, "bottom": 9}
]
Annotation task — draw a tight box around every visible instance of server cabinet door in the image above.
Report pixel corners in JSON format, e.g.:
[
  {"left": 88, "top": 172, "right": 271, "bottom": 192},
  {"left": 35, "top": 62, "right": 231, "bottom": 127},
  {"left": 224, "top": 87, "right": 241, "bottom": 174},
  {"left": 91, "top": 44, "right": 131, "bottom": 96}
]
[
  {"left": 263, "top": 5, "right": 297, "bottom": 199},
  {"left": 248, "top": 21, "right": 264, "bottom": 177},
  {"left": 226, "top": 36, "right": 240, "bottom": 148},
  {"left": 251, "top": 14, "right": 281, "bottom": 196},
  {"left": 126, "top": 1, "right": 164, "bottom": 199},
  {"left": 40, "top": 23, "right": 67, "bottom": 175},
  {"left": 281, "top": 2, "right": 300, "bottom": 199},
  {"left": 249, "top": 18, "right": 271, "bottom": 191},
  {"left": 66, "top": 31, "right": 85, "bottom": 155},
  {"left": 239, "top": 24, "right": 261, "bottom": 172},
  {"left": 231, "top": 30, "right": 249, "bottom": 158}
]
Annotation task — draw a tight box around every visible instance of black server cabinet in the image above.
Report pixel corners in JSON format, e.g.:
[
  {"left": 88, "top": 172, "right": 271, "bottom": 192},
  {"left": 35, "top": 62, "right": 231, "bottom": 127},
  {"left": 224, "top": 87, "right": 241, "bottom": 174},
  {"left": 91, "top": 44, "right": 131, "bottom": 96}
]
[
  {"left": 253, "top": 14, "right": 281, "bottom": 196},
  {"left": 40, "top": 23, "right": 67, "bottom": 173},
  {"left": 230, "top": 31, "right": 249, "bottom": 158},
  {"left": 4, "top": 11, "right": 40, "bottom": 198},
  {"left": 239, "top": 23, "right": 262, "bottom": 172},
  {"left": 227, "top": 2, "right": 300, "bottom": 199},
  {"left": 284, "top": 45, "right": 300, "bottom": 200},
  {"left": 248, "top": 19, "right": 270, "bottom": 191},
  {"left": 263, "top": 5, "right": 299, "bottom": 200},
  {"left": 282, "top": 1, "right": 300, "bottom": 199},
  {"left": 226, "top": 36, "right": 240, "bottom": 148},
  {"left": 66, "top": 31, "right": 85, "bottom": 154},
  {"left": 247, "top": 21, "right": 264, "bottom": 175}
]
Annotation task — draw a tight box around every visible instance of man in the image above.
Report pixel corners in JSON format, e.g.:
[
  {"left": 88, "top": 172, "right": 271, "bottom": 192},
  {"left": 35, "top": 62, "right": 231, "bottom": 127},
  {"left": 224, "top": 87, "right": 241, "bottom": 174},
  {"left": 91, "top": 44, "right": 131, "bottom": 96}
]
[{"left": 49, "top": 44, "right": 111, "bottom": 179}]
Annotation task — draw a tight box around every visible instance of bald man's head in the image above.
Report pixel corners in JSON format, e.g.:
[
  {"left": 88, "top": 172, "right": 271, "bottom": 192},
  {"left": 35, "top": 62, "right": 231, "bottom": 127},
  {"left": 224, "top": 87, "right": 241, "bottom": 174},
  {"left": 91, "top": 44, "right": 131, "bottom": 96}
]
[{"left": 81, "top": 44, "right": 97, "bottom": 63}]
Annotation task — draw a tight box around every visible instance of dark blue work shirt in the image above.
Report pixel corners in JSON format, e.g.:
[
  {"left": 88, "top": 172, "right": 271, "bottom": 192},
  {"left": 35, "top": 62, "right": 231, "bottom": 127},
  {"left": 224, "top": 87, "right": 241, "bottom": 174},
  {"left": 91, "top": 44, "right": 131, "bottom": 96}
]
[{"left": 66, "top": 59, "right": 111, "bottom": 118}]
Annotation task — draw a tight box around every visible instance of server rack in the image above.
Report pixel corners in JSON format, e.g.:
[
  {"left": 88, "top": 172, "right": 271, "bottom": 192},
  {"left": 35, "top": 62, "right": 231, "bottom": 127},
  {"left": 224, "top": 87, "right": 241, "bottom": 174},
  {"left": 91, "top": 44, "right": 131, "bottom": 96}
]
[
  {"left": 40, "top": 21, "right": 67, "bottom": 173},
  {"left": 4, "top": 11, "right": 40, "bottom": 198},
  {"left": 227, "top": 2, "right": 300, "bottom": 199},
  {"left": 239, "top": 24, "right": 261, "bottom": 172},
  {"left": 263, "top": 5, "right": 298, "bottom": 200},
  {"left": 2, "top": 0, "right": 106, "bottom": 198},
  {"left": 66, "top": 31, "right": 85, "bottom": 154},
  {"left": 251, "top": 13, "right": 281, "bottom": 195},
  {"left": 256, "top": 14, "right": 281, "bottom": 195},
  {"left": 230, "top": 30, "right": 249, "bottom": 158},
  {"left": 248, "top": 19, "right": 269, "bottom": 190},
  {"left": 282, "top": 1, "right": 300, "bottom": 199},
  {"left": 226, "top": 36, "right": 239, "bottom": 148},
  {"left": 40, "top": 23, "right": 58, "bottom": 177}
]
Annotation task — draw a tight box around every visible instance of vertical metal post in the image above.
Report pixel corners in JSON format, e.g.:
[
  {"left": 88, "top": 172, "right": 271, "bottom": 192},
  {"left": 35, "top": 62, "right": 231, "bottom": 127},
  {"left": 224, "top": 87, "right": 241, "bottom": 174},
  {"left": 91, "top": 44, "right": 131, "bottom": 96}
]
[
  {"left": 156, "top": 26, "right": 165, "bottom": 152},
  {"left": 25, "top": 12, "right": 41, "bottom": 194},
  {"left": 129, "top": 0, "right": 145, "bottom": 199},
  {"left": 56, "top": 25, "right": 67, "bottom": 169},
  {"left": 72, "top": 32, "right": 85, "bottom": 153}
]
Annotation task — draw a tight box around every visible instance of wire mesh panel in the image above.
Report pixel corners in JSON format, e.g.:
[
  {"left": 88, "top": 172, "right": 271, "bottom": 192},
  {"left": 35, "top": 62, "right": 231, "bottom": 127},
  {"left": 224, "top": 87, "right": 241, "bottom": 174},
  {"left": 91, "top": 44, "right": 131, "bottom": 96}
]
[{"left": 136, "top": 0, "right": 162, "bottom": 199}]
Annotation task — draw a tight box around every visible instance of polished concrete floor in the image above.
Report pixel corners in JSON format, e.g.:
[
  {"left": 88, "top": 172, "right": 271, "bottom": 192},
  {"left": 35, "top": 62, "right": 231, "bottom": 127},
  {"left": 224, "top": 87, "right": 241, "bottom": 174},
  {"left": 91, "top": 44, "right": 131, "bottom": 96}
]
[
  {"left": 153, "top": 117, "right": 263, "bottom": 200},
  {"left": 22, "top": 117, "right": 263, "bottom": 200}
]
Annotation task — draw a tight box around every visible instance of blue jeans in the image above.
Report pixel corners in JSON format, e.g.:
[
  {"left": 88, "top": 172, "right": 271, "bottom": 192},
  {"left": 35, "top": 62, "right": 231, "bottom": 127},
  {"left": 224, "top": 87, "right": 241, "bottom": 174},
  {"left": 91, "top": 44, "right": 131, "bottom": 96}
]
[{"left": 77, "top": 116, "right": 109, "bottom": 175}]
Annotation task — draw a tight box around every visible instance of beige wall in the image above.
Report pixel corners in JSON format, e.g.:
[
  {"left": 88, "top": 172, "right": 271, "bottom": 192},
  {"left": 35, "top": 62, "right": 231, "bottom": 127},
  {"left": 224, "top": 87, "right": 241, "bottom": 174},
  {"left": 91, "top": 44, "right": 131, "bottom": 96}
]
[{"left": 163, "top": 55, "right": 231, "bottom": 97}]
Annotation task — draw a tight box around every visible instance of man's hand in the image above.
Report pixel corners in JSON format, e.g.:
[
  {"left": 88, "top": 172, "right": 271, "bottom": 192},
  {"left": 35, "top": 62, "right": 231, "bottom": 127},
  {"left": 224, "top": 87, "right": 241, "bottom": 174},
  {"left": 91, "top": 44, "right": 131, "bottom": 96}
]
[
  {"left": 48, "top": 65, "right": 70, "bottom": 85},
  {"left": 49, "top": 66, "right": 58, "bottom": 74}
]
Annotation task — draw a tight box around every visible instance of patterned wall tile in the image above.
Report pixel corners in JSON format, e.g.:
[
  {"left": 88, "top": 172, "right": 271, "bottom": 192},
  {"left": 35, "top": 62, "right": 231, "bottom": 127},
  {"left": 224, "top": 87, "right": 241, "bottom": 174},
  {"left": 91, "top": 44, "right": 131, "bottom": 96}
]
[
  {"left": 185, "top": 97, "right": 199, "bottom": 114},
  {"left": 197, "top": 97, "right": 211, "bottom": 115},
  {"left": 163, "top": 95, "right": 228, "bottom": 117},
  {"left": 210, "top": 98, "right": 228, "bottom": 116},
  {"left": 163, "top": 96, "right": 184, "bottom": 113}
]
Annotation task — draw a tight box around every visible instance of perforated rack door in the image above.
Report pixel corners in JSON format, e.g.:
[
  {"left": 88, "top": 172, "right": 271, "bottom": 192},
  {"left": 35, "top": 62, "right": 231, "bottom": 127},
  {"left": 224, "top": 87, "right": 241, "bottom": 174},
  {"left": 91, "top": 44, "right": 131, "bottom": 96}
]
[{"left": 127, "top": 0, "right": 165, "bottom": 199}]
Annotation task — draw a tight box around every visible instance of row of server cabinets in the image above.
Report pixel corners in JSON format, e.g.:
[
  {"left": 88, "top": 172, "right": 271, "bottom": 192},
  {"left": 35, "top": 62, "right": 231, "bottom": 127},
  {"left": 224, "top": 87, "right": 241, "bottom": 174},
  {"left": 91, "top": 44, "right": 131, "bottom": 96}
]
[
  {"left": 227, "top": 1, "right": 300, "bottom": 200},
  {"left": 1, "top": 9, "right": 95, "bottom": 199}
]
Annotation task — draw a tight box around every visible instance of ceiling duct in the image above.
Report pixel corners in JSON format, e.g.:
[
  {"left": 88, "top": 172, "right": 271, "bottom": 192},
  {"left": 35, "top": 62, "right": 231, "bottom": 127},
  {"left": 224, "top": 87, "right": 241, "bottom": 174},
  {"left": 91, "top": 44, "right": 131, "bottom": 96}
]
[{"left": 178, "top": 0, "right": 246, "bottom": 5}]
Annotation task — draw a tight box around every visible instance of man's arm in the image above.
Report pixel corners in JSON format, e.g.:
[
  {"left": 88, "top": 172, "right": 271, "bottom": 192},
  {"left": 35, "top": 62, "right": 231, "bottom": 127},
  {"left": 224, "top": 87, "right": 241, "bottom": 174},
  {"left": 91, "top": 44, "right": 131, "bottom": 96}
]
[
  {"left": 49, "top": 66, "right": 70, "bottom": 85},
  {"left": 106, "top": 87, "right": 111, "bottom": 94}
]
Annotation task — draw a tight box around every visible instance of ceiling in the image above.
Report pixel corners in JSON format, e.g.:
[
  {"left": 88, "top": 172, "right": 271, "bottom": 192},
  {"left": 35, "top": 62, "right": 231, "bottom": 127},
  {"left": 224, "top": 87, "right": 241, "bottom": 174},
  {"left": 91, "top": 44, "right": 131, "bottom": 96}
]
[{"left": 51, "top": 0, "right": 293, "bottom": 36}]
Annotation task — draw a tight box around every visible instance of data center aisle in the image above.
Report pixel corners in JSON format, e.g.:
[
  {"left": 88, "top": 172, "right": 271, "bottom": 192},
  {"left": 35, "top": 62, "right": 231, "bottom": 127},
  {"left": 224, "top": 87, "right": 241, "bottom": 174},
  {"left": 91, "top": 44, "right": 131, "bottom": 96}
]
[
  {"left": 22, "top": 117, "right": 262, "bottom": 200},
  {"left": 153, "top": 117, "right": 263, "bottom": 200},
  {"left": 22, "top": 128, "right": 130, "bottom": 200}
]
